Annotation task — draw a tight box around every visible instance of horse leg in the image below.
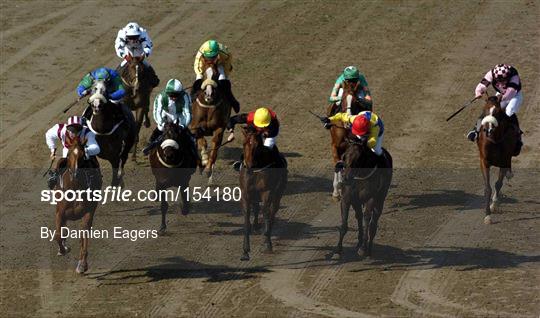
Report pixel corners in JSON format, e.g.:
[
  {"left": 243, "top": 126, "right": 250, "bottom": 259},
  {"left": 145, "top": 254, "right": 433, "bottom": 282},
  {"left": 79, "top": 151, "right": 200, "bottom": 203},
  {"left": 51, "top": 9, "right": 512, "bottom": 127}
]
[
  {"left": 55, "top": 210, "right": 69, "bottom": 255},
  {"left": 352, "top": 199, "right": 364, "bottom": 255},
  {"left": 360, "top": 198, "right": 375, "bottom": 257},
  {"left": 156, "top": 182, "right": 168, "bottom": 234},
  {"left": 366, "top": 201, "right": 383, "bottom": 257},
  {"left": 198, "top": 136, "right": 209, "bottom": 168},
  {"left": 110, "top": 158, "right": 121, "bottom": 187},
  {"left": 491, "top": 167, "right": 507, "bottom": 213},
  {"left": 241, "top": 197, "right": 251, "bottom": 261},
  {"left": 480, "top": 161, "right": 493, "bottom": 224},
  {"left": 261, "top": 193, "right": 273, "bottom": 253},
  {"left": 206, "top": 128, "right": 224, "bottom": 181},
  {"left": 76, "top": 213, "right": 93, "bottom": 274},
  {"left": 132, "top": 107, "right": 144, "bottom": 161},
  {"left": 179, "top": 181, "right": 190, "bottom": 216},
  {"left": 332, "top": 197, "right": 351, "bottom": 260},
  {"left": 252, "top": 201, "right": 261, "bottom": 233}
]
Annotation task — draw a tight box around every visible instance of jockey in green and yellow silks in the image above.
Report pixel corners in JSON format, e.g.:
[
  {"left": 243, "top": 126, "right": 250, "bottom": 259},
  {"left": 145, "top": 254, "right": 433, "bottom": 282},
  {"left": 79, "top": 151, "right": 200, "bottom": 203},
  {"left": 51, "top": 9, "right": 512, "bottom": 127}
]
[{"left": 329, "top": 66, "right": 372, "bottom": 111}]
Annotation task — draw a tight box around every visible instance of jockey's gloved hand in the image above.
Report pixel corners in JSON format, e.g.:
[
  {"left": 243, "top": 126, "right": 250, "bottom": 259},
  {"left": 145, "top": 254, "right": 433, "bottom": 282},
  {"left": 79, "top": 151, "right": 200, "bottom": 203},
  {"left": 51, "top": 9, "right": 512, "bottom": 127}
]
[
  {"left": 50, "top": 149, "right": 56, "bottom": 160},
  {"left": 321, "top": 117, "right": 330, "bottom": 124},
  {"left": 324, "top": 122, "right": 332, "bottom": 130}
]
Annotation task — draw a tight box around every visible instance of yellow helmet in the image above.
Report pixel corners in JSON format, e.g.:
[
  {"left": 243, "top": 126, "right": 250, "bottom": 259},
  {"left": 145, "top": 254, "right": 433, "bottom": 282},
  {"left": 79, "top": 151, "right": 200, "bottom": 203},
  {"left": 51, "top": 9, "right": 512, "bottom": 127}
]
[{"left": 253, "top": 107, "right": 271, "bottom": 127}]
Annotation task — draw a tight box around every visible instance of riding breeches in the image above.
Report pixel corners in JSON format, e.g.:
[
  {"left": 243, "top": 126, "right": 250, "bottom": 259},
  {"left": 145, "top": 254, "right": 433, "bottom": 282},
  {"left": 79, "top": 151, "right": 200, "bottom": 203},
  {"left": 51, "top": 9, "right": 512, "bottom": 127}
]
[
  {"left": 372, "top": 134, "right": 384, "bottom": 156},
  {"left": 497, "top": 91, "right": 523, "bottom": 117},
  {"left": 120, "top": 59, "right": 150, "bottom": 67},
  {"left": 263, "top": 136, "right": 276, "bottom": 149},
  {"left": 195, "top": 64, "right": 228, "bottom": 81}
]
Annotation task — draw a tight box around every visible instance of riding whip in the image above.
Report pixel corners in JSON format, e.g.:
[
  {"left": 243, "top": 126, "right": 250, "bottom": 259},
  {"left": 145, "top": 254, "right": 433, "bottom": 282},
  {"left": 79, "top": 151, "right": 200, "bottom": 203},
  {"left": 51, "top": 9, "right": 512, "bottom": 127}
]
[
  {"left": 42, "top": 158, "right": 54, "bottom": 177},
  {"left": 446, "top": 96, "right": 481, "bottom": 122}
]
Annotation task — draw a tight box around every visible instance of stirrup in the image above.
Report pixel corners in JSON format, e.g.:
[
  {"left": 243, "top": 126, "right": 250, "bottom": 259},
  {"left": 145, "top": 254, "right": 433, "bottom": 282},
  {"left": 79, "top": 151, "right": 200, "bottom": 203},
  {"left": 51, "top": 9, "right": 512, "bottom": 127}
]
[
  {"left": 232, "top": 161, "right": 242, "bottom": 172},
  {"left": 467, "top": 130, "right": 478, "bottom": 142}
]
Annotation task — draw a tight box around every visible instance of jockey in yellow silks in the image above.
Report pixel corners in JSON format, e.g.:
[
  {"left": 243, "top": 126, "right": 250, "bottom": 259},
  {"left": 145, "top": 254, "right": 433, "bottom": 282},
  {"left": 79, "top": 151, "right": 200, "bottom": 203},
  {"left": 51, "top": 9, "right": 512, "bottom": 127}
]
[{"left": 192, "top": 39, "right": 239, "bottom": 113}]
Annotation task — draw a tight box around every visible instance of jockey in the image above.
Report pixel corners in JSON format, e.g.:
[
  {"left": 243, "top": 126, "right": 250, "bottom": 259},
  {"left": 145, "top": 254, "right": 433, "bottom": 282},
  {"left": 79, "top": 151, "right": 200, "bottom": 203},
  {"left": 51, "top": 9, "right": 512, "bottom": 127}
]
[
  {"left": 143, "top": 79, "right": 196, "bottom": 156},
  {"left": 329, "top": 66, "right": 373, "bottom": 113},
  {"left": 114, "top": 22, "right": 159, "bottom": 87},
  {"left": 192, "top": 39, "right": 240, "bottom": 113},
  {"left": 227, "top": 107, "right": 282, "bottom": 170},
  {"left": 467, "top": 64, "right": 523, "bottom": 149},
  {"left": 77, "top": 67, "right": 133, "bottom": 124},
  {"left": 45, "top": 116, "right": 100, "bottom": 189},
  {"left": 323, "top": 111, "right": 384, "bottom": 156}
]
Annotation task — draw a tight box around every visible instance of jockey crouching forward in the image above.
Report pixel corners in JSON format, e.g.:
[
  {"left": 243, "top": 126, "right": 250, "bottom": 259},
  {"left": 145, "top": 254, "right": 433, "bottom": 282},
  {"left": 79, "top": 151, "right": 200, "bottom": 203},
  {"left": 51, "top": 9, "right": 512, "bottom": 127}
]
[
  {"left": 45, "top": 116, "right": 100, "bottom": 189},
  {"left": 192, "top": 39, "right": 240, "bottom": 113},
  {"left": 328, "top": 66, "right": 373, "bottom": 115},
  {"left": 78, "top": 67, "right": 134, "bottom": 126},
  {"left": 323, "top": 110, "right": 384, "bottom": 162},
  {"left": 115, "top": 22, "right": 159, "bottom": 88},
  {"left": 143, "top": 79, "right": 198, "bottom": 159},
  {"left": 227, "top": 107, "right": 284, "bottom": 171},
  {"left": 467, "top": 64, "right": 523, "bottom": 155}
]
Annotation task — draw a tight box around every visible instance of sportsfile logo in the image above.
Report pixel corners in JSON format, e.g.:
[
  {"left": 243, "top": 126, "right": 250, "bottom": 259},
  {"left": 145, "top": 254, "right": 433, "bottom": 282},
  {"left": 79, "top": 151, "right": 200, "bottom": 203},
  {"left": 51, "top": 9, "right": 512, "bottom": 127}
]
[{"left": 41, "top": 186, "right": 242, "bottom": 205}]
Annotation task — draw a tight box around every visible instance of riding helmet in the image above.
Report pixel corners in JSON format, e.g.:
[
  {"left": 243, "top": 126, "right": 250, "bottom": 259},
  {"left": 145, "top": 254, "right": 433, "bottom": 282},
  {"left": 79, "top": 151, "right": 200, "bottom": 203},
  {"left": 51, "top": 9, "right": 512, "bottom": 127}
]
[
  {"left": 202, "top": 40, "right": 220, "bottom": 59},
  {"left": 253, "top": 107, "right": 272, "bottom": 128}
]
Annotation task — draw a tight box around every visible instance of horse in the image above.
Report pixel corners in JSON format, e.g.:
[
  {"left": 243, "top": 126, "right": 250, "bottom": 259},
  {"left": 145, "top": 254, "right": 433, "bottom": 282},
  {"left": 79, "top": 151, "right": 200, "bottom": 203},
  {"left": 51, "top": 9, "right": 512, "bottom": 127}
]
[
  {"left": 328, "top": 80, "right": 370, "bottom": 201},
  {"left": 189, "top": 60, "right": 232, "bottom": 184},
  {"left": 476, "top": 95, "right": 519, "bottom": 224},
  {"left": 239, "top": 127, "right": 287, "bottom": 261},
  {"left": 149, "top": 121, "right": 197, "bottom": 234},
  {"left": 332, "top": 137, "right": 392, "bottom": 259},
  {"left": 86, "top": 80, "right": 136, "bottom": 186},
  {"left": 118, "top": 54, "right": 159, "bottom": 161},
  {"left": 53, "top": 136, "right": 102, "bottom": 274}
]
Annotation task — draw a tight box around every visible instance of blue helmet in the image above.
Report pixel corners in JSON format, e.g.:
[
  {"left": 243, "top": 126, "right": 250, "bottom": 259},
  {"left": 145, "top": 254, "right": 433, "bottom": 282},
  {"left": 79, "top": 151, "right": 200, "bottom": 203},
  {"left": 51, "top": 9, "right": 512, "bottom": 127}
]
[{"left": 92, "top": 67, "right": 111, "bottom": 81}]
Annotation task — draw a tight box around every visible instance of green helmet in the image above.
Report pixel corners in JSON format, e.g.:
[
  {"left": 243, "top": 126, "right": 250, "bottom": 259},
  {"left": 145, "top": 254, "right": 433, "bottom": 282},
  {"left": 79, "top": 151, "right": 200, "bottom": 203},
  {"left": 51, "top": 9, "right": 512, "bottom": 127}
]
[
  {"left": 165, "top": 79, "right": 184, "bottom": 95},
  {"left": 202, "top": 40, "right": 219, "bottom": 58},
  {"left": 343, "top": 66, "right": 360, "bottom": 80},
  {"left": 92, "top": 67, "right": 110, "bottom": 81}
]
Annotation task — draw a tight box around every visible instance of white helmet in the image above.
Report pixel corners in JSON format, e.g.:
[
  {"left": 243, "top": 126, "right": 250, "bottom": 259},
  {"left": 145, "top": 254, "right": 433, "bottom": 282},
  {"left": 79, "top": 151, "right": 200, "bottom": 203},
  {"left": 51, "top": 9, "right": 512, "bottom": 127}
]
[{"left": 125, "top": 22, "right": 141, "bottom": 37}]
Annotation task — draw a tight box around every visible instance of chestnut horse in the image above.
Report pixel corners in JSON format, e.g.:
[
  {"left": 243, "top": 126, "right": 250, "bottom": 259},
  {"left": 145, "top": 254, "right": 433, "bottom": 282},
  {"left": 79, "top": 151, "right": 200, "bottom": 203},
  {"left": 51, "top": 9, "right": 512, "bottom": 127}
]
[
  {"left": 86, "top": 81, "right": 135, "bottom": 186},
  {"left": 53, "top": 136, "right": 102, "bottom": 274},
  {"left": 189, "top": 61, "right": 232, "bottom": 184},
  {"left": 118, "top": 55, "right": 159, "bottom": 161},
  {"left": 239, "top": 127, "right": 287, "bottom": 261},
  {"left": 149, "top": 121, "right": 197, "bottom": 234},
  {"left": 477, "top": 96, "right": 519, "bottom": 224},
  {"left": 328, "top": 80, "right": 370, "bottom": 201},
  {"left": 332, "top": 137, "right": 392, "bottom": 259}
]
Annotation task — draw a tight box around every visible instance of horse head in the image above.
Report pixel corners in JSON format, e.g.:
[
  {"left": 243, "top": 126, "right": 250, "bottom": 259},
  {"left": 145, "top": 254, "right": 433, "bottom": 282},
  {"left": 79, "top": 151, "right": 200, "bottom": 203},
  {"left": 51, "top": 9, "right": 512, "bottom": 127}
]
[
  {"left": 341, "top": 135, "right": 376, "bottom": 179},
  {"left": 341, "top": 79, "right": 365, "bottom": 114},
  {"left": 242, "top": 126, "right": 263, "bottom": 170},
  {"left": 481, "top": 96, "right": 505, "bottom": 139},
  {"left": 159, "top": 121, "right": 184, "bottom": 164},
  {"left": 88, "top": 80, "right": 109, "bottom": 114},
  {"left": 200, "top": 61, "right": 221, "bottom": 105},
  {"left": 66, "top": 134, "right": 88, "bottom": 182}
]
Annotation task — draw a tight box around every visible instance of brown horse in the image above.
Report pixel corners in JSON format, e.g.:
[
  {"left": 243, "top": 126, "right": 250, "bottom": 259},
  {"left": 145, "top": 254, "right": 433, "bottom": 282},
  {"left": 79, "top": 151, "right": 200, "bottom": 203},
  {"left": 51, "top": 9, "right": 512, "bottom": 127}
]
[
  {"left": 189, "top": 60, "right": 232, "bottom": 184},
  {"left": 477, "top": 96, "right": 519, "bottom": 224},
  {"left": 239, "top": 127, "right": 287, "bottom": 261},
  {"left": 149, "top": 121, "right": 197, "bottom": 234},
  {"left": 86, "top": 81, "right": 135, "bottom": 186},
  {"left": 119, "top": 55, "right": 159, "bottom": 161},
  {"left": 53, "top": 136, "right": 102, "bottom": 274},
  {"left": 328, "top": 80, "right": 370, "bottom": 200},
  {"left": 332, "top": 137, "right": 392, "bottom": 259}
]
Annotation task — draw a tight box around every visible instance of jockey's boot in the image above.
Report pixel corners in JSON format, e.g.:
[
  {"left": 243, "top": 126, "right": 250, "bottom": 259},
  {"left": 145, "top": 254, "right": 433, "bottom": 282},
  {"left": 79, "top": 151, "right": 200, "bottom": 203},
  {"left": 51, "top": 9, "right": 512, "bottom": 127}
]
[
  {"left": 147, "top": 64, "right": 160, "bottom": 88},
  {"left": 467, "top": 113, "right": 484, "bottom": 142},
  {"left": 82, "top": 105, "right": 93, "bottom": 121},
  {"left": 47, "top": 170, "right": 59, "bottom": 190},
  {"left": 510, "top": 114, "right": 523, "bottom": 156},
  {"left": 191, "top": 79, "right": 203, "bottom": 101},
  {"left": 143, "top": 128, "right": 163, "bottom": 156},
  {"left": 219, "top": 79, "right": 240, "bottom": 113}
]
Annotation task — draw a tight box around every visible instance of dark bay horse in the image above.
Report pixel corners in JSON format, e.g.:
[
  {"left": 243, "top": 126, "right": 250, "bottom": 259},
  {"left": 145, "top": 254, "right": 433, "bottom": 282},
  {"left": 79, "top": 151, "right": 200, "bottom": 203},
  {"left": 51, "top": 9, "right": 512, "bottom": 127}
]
[
  {"left": 328, "top": 80, "right": 370, "bottom": 201},
  {"left": 477, "top": 96, "right": 519, "bottom": 224},
  {"left": 332, "top": 137, "right": 392, "bottom": 259},
  {"left": 149, "top": 121, "right": 197, "bottom": 234},
  {"left": 54, "top": 136, "right": 102, "bottom": 274},
  {"left": 239, "top": 127, "right": 287, "bottom": 261},
  {"left": 119, "top": 55, "right": 159, "bottom": 161},
  {"left": 86, "top": 81, "right": 135, "bottom": 186},
  {"left": 189, "top": 61, "right": 232, "bottom": 184}
]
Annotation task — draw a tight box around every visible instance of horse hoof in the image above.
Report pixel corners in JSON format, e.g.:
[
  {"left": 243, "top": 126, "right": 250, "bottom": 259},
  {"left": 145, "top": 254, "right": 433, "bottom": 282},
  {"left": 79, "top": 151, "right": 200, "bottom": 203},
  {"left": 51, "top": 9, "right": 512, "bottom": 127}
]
[
  {"left": 484, "top": 215, "right": 493, "bottom": 225},
  {"left": 75, "top": 261, "right": 87, "bottom": 274},
  {"left": 57, "top": 245, "right": 70, "bottom": 256},
  {"left": 332, "top": 195, "right": 341, "bottom": 202},
  {"left": 181, "top": 208, "right": 189, "bottom": 216},
  {"left": 331, "top": 253, "right": 341, "bottom": 261},
  {"left": 240, "top": 253, "right": 250, "bottom": 261},
  {"left": 490, "top": 202, "right": 499, "bottom": 213},
  {"left": 158, "top": 226, "right": 167, "bottom": 236},
  {"left": 263, "top": 247, "right": 274, "bottom": 254},
  {"left": 506, "top": 171, "right": 514, "bottom": 180}
]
